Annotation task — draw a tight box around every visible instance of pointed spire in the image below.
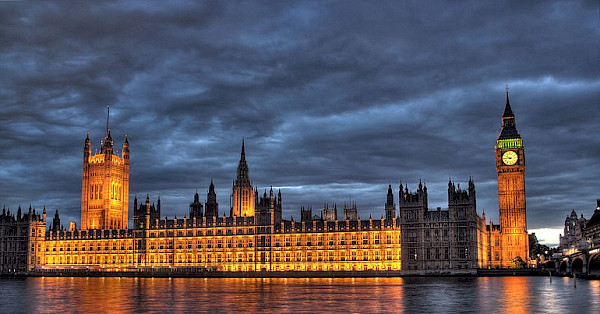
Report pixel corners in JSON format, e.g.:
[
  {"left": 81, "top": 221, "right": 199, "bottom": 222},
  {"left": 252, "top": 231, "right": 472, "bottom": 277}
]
[
  {"left": 241, "top": 138, "right": 245, "bottom": 160},
  {"left": 503, "top": 86, "right": 514, "bottom": 118},
  {"left": 106, "top": 104, "right": 110, "bottom": 136},
  {"left": 498, "top": 88, "right": 521, "bottom": 140},
  {"left": 234, "top": 139, "right": 251, "bottom": 187}
]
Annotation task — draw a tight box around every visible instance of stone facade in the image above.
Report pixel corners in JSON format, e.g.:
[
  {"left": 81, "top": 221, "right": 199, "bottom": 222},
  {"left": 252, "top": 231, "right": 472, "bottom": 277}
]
[
  {"left": 559, "top": 210, "right": 588, "bottom": 254},
  {"left": 0, "top": 92, "right": 534, "bottom": 274},
  {"left": 398, "top": 179, "right": 488, "bottom": 274},
  {"left": 0, "top": 206, "right": 46, "bottom": 273},
  {"left": 495, "top": 91, "right": 529, "bottom": 266},
  {"left": 81, "top": 106, "right": 130, "bottom": 230}
]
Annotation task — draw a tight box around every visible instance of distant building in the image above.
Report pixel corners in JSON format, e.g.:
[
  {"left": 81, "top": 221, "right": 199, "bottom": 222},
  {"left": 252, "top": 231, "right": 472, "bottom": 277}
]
[
  {"left": 322, "top": 204, "right": 337, "bottom": 222},
  {"left": 559, "top": 210, "right": 588, "bottom": 254},
  {"left": 585, "top": 200, "right": 600, "bottom": 251},
  {"left": 555, "top": 199, "right": 600, "bottom": 276}
]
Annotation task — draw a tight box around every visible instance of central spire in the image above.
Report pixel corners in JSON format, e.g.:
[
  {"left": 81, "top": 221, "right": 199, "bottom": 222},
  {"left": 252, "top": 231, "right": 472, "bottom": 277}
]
[
  {"left": 235, "top": 139, "right": 251, "bottom": 186},
  {"left": 231, "top": 139, "right": 254, "bottom": 217}
]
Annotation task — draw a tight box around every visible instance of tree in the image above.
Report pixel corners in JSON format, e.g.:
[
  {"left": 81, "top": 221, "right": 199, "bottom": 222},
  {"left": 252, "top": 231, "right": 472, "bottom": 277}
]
[
  {"left": 509, "top": 256, "right": 526, "bottom": 269},
  {"left": 529, "top": 233, "right": 550, "bottom": 260}
]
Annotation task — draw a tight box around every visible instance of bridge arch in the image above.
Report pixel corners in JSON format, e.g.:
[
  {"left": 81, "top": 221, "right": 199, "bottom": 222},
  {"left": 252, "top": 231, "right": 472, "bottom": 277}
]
[
  {"left": 571, "top": 258, "right": 584, "bottom": 275},
  {"left": 589, "top": 254, "right": 600, "bottom": 276},
  {"left": 559, "top": 261, "right": 568, "bottom": 273}
]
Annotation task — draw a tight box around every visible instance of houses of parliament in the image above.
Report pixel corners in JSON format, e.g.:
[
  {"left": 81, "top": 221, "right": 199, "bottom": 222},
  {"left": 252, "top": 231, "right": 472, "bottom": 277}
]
[{"left": 0, "top": 94, "right": 529, "bottom": 275}]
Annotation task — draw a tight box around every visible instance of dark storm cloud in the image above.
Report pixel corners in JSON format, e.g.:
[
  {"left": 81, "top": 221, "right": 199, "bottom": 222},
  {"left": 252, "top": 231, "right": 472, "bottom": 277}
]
[{"left": 0, "top": 1, "right": 598, "bottom": 243}]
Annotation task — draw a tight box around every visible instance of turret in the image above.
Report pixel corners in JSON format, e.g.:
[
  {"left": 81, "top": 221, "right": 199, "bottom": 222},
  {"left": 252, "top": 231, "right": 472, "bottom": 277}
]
[
  {"left": 205, "top": 179, "right": 219, "bottom": 218},
  {"left": 189, "top": 190, "right": 204, "bottom": 219},
  {"left": 448, "top": 178, "right": 476, "bottom": 206},
  {"left": 122, "top": 134, "right": 130, "bottom": 164},
  {"left": 52, "top": 210, "right": 61, "bottom": 231},
  {"left": 101, "top": 129, "right": 114, "bottom": 156},
  {"left": 399, "top": 181, "right": 428, "bottom": 208},
  {"left": 157, "top": 195, "right": 161, "bottom": 216},
  {"left": 301, "top": 206, "right": 313, "bottom": 222},
  {"left": 385, "top": 184, "right": 396, "bottom": 220},
  {"left": 84, "top": 131, "right": 91, "bottom": 163},
  {"left": 145, "top": 194, "right": 150, "bottom": 213},
  {"left": 101, "top": 105, "right": 114, "bottom": 156}
]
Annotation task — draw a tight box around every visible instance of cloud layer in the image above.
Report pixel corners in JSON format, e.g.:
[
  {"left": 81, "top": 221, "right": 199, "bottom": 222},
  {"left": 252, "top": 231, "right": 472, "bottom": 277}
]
[{"left": 1, "top": 1, "right": 599, "bottom": 240}]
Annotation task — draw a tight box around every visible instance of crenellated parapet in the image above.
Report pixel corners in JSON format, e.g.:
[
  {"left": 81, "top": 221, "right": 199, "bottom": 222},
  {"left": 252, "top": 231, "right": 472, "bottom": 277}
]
[{"left": 399, "top": 180, "right": 428, "bottom": 209}]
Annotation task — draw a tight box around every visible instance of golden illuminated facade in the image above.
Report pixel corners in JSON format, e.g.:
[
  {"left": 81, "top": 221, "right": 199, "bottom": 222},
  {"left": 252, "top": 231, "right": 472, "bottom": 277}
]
[
  {"left": 36, "top": 141, "right": 401, "bottom": 272},
  {"left": 40, "top": 216, "right": 401, "bottom": 272},
  {"left": 495, "top": 91, "right": 529, "bottom": 266},
  {"left": 0, "top": 92, "right": 534, "bottom": 274},
  {"left": 81, "top": 106, "right": 130, "bottom": 230}
]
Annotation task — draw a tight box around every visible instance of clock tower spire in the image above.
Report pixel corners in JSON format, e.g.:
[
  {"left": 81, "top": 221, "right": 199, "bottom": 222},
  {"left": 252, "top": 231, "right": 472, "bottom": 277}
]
[{"left": 495, "top": 90, "right": 528, "bottom": 267}]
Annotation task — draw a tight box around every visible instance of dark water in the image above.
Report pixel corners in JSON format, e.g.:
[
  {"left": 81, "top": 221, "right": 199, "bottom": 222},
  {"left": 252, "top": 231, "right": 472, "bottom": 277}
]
[{"left": 0, "top": 276, "right": 598, "bottom": 313}]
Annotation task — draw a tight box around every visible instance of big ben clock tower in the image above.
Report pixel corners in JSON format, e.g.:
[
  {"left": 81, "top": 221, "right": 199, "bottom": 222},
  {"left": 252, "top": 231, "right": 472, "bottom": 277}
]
[{"left": 496, "top": 90, "right": 529, "bottom": 267}]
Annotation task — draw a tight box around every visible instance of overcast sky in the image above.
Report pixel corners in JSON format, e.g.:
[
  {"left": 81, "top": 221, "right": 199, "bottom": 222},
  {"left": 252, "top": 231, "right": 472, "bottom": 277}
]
[{"left": 1, "top": 1, "right": 598, "bottom": 246}]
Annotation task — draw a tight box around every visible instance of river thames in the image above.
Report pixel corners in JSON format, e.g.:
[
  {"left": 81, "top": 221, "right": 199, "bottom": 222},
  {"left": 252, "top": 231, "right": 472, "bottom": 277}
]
[{"left": 0, "top": 276, "right": 598, "bottom": 313}]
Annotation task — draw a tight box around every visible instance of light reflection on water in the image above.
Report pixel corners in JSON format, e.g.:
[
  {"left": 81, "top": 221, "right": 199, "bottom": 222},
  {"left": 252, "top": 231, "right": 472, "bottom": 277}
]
[{"left": 0, "top": 276, "right": 597, "bottom": 313}]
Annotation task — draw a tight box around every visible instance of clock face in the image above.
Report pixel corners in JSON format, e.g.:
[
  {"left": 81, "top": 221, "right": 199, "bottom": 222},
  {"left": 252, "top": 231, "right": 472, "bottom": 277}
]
[{"left": 502, "top": 151, "right": 518, "bottom": 165}]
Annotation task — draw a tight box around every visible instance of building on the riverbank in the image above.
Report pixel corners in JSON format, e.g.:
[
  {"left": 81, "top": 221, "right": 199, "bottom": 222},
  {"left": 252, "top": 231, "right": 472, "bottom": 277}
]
[
  {"left": 559, "top": 209, "right": 588, "bottom": 254},
  {"left": 0, "top": 205, "right": 46, "bottom": 272},
  {"left": 38, "top": 141, "right": 402, "bottom": 272},
  {"left": 555, "top": 200, "right": 600, "bottom": 276},
  {"left": 494, "top": 90, "right": 530, "bottom": 267},
  {"left": 586, "top": 200, "right": 600, "bottom": 250},
  {"left": 0, "top": 92, "right": 533, "bottom": 274},
  {"left": 397, "top": 179, "right": 489, "bottom": 275},
  {"left": 81, "top": 106, "right": 130, "bottom": 231}
]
